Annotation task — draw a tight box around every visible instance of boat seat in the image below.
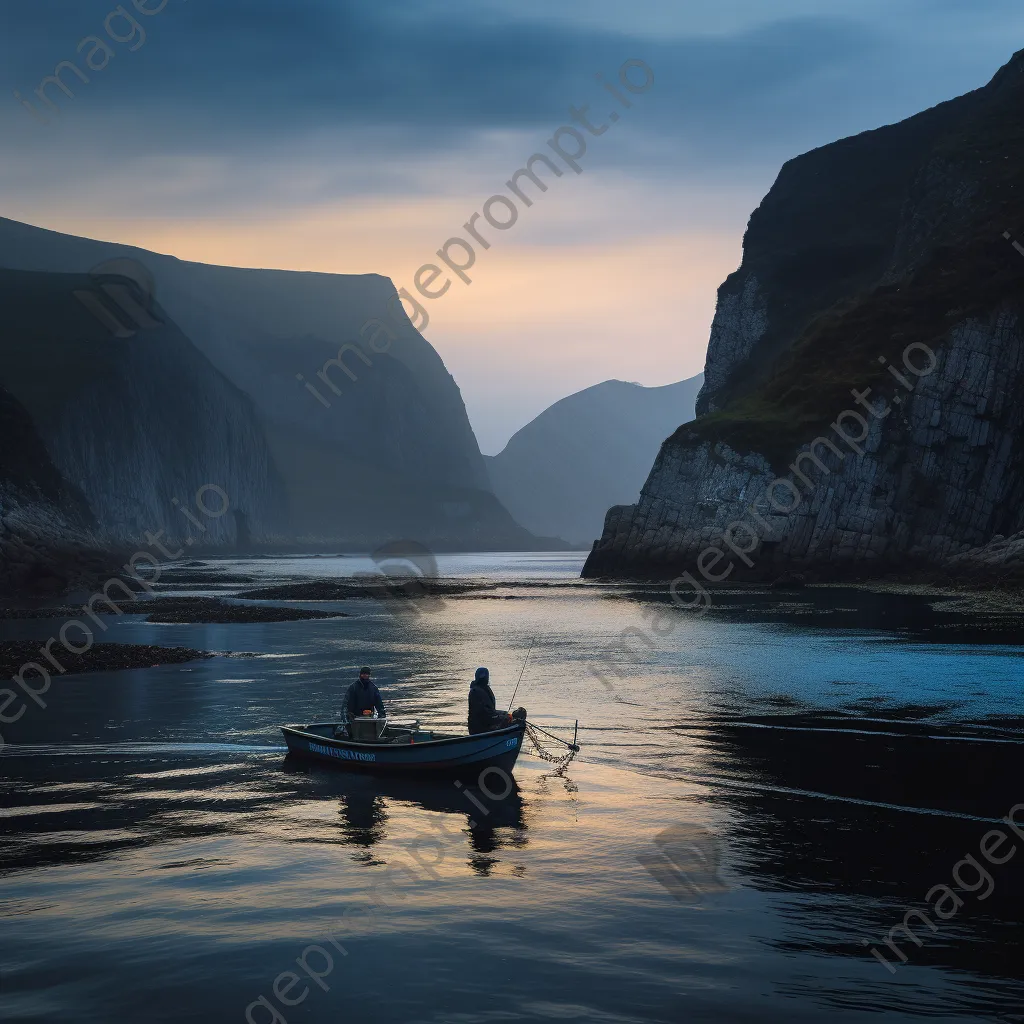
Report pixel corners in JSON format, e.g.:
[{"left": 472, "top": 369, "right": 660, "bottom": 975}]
[{"left": 348, "top": 718, "right": 388, "bottom": 742}]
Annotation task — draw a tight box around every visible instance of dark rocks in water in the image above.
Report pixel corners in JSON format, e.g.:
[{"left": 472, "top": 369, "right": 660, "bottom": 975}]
[
  {"left": 0, "top": 605, "right": 104, "bottom": 620},
  {"left": 149, "top": 572, "right": 259, "bottom": 587},
  {"left": 0, "top": 595, "right": 350, "bottom": 624},
  {"left": 237, "top": 579, "right": 487, "bottom": 601},
  {"left": 130, "top": 597, "right": 349, "bottom": 624},
  {"left": 237, "top": 582, "right": 353, "bottom": 601},
  {"left": 771, "top": 572, "right": 807, "bottom": 590},
  {"left": 0, "top": 642, "right": 212, "bottom": 680}
]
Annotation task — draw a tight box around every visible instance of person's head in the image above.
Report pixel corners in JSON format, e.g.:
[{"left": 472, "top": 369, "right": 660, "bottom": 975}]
[
  {"left": 474, "top": 667, "right": 489, "bottom": 684},
  {"left": 359, "top": 667, "right": 371, "bottom": 683}
]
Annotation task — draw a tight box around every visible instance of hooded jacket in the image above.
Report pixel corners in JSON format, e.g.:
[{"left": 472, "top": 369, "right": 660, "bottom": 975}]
[{"left": 468, "top": 669, "right": 509, "bottom": 735}]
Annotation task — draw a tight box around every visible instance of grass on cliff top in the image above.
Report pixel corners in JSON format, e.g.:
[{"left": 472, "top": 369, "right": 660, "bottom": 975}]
[{"left": 673, "top": 228, "right": 1024, "bottom": 470}]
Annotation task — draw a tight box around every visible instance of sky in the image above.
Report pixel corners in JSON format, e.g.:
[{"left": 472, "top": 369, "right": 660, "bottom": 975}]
[{"left": 1, "top": 1, "right": 1022, "bottom": 453}]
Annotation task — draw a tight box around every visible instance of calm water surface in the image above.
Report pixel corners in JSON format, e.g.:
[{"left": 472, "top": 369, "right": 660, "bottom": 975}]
[{"left": 2, "top": 553, "right": 1023, "bottom": 1023}]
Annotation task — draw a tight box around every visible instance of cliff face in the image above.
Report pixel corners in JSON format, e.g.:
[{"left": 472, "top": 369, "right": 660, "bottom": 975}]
[
  {"left": 0, "top": 268, "right": 285, "bottom": 550},
  {"left": 585, "top": 51, "right": 1024, "bottom": 580},
  {"left": 0, "top": 218, "right": 535, "bottom": 548},
  {"left": 0, "top": 385, "right": 112, "bottom": 595}
]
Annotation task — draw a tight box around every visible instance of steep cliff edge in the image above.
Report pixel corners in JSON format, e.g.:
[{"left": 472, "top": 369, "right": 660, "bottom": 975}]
[
  {"left": 0, "top": 218, "right": 539, "bottom": 548},
  {"left": 0, "top": 267, "right": 285, "bottom": 550},
  {"left": 584, "top": 50, "right": 1024, "bottom": 580},
  {"left": 0, "top": 385, "right": 113, "bottom": 595}
]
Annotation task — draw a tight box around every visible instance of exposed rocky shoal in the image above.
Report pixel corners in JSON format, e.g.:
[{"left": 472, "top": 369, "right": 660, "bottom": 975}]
[
  {"left": 237, "top": 579, "right": 489, "bottom": 601},
  {"left": 131, "top": 597, "right": 348, "bottom": 623},
  {"left": 0, "top": 642, "right": 212, "bottom": 679},
  {"left": 0, "top": 596, "right": 349, "bottom": 624}
]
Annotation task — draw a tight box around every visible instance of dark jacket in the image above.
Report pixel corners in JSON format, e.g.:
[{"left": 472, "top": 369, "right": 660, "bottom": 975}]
[
  {"left": 468, "top": 677, "right": 509, "bottom": 735},
  {"left": 345, "top": 678, "right": 385, "bottom": 722}
]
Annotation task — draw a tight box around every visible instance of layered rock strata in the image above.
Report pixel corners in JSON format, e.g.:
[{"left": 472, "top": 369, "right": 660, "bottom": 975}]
[
  {"left": 585, "top": 50, "right": 1024, "bottom": 580},
  {"left": 0, "top": 386, "right": 113, "bottom": 595}
]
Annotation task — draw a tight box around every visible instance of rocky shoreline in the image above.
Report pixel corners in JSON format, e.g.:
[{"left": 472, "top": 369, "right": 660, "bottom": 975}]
[
  {"left": 582, "top": 556, "right": 1024, "bottom": 607},
  {"left": 237, "top": 579, "right": 489, "bottom": 601},
  {"left": 130, "top": 597, "right": 348, "bottom": 624},
  {"left": 0, "top": 642, "right": 213, "bottom": 680},
  {"left": 0, "top": 596, "right": 349, "bottom": 625}
]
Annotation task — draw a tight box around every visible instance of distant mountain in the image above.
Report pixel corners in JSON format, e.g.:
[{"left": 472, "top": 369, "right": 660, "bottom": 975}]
[
  {"left": 0, "top": 217, "right": 545, "bottom": 554},
  {"left": 486, "top": 377, "right": 703, "bottom": 545}
]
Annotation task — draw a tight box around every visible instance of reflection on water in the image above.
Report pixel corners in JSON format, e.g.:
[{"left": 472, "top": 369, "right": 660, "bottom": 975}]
[
  {"left": 2, "top": 557, "right": 1024, "bottom": 1022},
  {"left": 340, "top": 792, "right": 387, "bottom": 852},
  {"left": 282, "top": 759, "right": 530, "bottom": 874}
]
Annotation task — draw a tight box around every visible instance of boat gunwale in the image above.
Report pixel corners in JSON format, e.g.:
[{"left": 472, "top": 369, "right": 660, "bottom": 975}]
[{"left": 280, "top": 720, "right": 526, "bottom": 753}]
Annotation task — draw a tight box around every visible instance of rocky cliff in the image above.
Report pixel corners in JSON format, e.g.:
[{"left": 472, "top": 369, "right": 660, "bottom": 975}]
[
  {"left": 0, "top": 267, "right": 286, "bottom": 552},
  {"left": 0, "top": 385, "right": 114, "bottom": 595},
  {"left": 0, "top": 218, "right": 539, "bottom": 549},
  {"left": 584, "top": 50, "right": 1024, "bottom": 580}
]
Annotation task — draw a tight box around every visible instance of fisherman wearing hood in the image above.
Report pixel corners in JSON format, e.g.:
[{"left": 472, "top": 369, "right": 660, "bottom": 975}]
[{"left": 468, "top": 667, "right": 526, "bottom": 734}]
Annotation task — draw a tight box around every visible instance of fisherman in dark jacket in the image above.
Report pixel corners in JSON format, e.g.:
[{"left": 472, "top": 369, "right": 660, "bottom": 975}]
[
  {"left": 468, "top": 667, "right": 526, "bottom": 734},
  {"left": 345, "top": 667, "right": 386, "bottom": 723}
]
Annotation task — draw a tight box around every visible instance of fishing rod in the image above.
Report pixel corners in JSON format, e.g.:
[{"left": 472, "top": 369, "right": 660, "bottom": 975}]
[
  {"left": 506, "top": 644, "right": 533, "bottom": 711},
  {"left": 507, "top": 645, "right": 582, "bottom": 756}
]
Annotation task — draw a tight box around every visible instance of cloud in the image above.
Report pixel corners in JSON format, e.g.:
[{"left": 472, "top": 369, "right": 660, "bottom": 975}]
[
  {"left": 2, "top": 2, "right": 876, "bottom": 150},
  {"left": 4, "top": 1, "right": 1017, "bottom": 203},
  {"left": 2, "top": 0, "right": 1021, "bottom": 449}
]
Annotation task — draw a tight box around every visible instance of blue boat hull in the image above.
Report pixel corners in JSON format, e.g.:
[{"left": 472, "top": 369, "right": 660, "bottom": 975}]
[{"left": 280, "top": 720, "right": 527, "bottom": 777}]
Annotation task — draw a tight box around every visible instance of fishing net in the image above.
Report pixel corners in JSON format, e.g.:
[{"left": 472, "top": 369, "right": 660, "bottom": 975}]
[{"left": 524, "top": 722, "right": 578, "bottom": 773}]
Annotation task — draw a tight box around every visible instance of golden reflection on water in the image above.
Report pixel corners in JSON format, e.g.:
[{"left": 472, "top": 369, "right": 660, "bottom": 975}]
[
  {"left": 2, "top": 758, "right": 727, "bottom": 949},
  {"left": 4, "top": 569, "right": 1024, "bottom": 1021}
]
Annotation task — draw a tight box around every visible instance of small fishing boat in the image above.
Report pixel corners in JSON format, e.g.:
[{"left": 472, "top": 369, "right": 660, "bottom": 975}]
[{"left": 280, "top": 717, "right": 528, "bottom": 776}]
